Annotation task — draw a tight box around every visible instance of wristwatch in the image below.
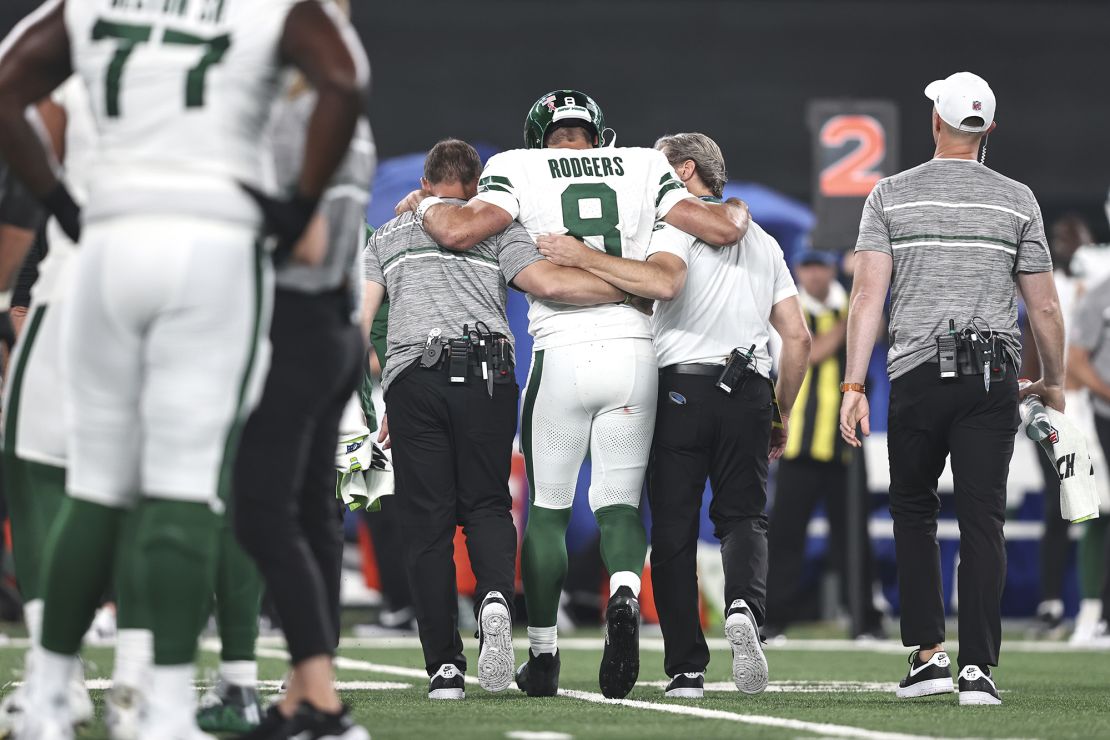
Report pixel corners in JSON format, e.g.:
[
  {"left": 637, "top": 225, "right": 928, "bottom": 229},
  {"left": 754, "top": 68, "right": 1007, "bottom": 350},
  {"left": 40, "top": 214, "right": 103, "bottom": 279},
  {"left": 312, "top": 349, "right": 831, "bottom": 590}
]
[{"left": 840, "top": 382, "right": 866, "bottom": 394}]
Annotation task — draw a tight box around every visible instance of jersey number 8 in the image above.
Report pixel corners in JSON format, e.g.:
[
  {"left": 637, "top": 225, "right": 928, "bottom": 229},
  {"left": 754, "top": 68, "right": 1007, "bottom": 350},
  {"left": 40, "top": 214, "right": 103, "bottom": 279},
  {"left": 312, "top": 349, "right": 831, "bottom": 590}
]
[
  {"left": 92, "top": 19, "right": 231, "bottom": 118},
  {"left": 560, "top": 183, "right": 622, "bottom": 257}
]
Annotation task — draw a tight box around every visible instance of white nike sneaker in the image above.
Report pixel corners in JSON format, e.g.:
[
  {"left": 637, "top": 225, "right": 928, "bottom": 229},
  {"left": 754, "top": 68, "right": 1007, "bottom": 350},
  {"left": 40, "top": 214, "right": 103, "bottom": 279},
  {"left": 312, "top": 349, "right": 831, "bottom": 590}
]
[
  {"left": 896, "top": 650, "right": 954, "bottom": 699},
  {"left": 476, "top": 591, "right": 514, "bottom": 693},
  {"left": 106, "top": 685, "right": 143, "bottom": 740},
  {"left": 958, "top": 665, "right": 1001, "bottom": 705},
  {"left": 724, "top": 599, "right": 768, "bottom": 694}
]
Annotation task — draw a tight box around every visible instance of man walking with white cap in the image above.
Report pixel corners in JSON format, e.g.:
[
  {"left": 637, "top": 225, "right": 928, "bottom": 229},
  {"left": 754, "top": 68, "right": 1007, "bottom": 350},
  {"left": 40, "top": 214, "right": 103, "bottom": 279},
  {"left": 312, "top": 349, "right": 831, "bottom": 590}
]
[{"left": 839, "top": 72, "right": 1066, "bottom": 705}]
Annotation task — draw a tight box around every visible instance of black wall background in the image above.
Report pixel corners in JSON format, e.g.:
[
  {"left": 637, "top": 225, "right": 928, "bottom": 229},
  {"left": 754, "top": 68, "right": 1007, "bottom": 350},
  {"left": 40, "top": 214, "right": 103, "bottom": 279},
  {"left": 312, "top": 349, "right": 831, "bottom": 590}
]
[{"left": 4, "top": 0, "right": 1109, "bottom": 237}]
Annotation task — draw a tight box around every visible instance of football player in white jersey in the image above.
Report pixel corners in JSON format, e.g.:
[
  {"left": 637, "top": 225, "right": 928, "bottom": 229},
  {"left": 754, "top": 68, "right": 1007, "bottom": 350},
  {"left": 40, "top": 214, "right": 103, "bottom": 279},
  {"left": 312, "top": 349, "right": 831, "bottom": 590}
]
[
  {"left": 398, "top": 90, "right": 750, "bottom": 699},
  {"left": 0, "top": 77, "right": 97, "bottom": 739},
  {"left": 0, "top": 1, "right": 368, "bottom": 738}
]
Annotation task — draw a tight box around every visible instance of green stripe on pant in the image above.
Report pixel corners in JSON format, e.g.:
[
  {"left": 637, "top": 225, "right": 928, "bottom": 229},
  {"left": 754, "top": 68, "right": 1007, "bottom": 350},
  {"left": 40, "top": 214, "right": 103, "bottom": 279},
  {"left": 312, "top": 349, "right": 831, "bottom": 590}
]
[
  {"left": 2, "top": 306, "right": 65, "bottom": 603},
  {"left": 520, "top": 349, "right": 569, "bottom": 628}
]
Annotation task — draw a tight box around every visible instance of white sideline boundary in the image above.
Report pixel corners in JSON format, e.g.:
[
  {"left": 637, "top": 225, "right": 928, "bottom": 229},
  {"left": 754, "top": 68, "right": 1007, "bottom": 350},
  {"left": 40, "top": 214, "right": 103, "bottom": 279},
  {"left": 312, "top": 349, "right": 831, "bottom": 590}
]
[{"left": 248, "top": 646, "right": 1033, "bottom": 740}]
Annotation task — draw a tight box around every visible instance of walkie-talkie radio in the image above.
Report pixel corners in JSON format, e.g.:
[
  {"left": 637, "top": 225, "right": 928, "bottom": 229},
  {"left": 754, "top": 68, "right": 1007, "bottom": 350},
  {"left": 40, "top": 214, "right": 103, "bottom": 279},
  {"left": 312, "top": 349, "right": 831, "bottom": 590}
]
[
  {"left": 716, "top": 344, "right": 756, "bottom": 395},
  {"left": 936, "top": 319, "right": 958, "bottom": 379}
]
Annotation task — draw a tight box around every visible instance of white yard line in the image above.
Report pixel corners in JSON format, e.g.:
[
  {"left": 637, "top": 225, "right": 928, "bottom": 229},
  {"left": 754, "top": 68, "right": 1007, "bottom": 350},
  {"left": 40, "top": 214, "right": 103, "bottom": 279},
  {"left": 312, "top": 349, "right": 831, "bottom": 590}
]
[
  {"left": 562, "top": 688, "right": 971, "bottom": 740},
  {"left": 7, "top": 678, "right": 411, "bottom": 691}
]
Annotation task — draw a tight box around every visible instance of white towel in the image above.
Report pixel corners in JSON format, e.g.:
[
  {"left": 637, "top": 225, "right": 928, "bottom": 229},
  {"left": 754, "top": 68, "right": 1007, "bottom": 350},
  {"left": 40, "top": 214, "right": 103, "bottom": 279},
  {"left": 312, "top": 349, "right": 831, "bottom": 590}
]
[
  {"left": 1037, "top": 408, "right": 1101, "bottom": 523},
  {"left": 335, "top": 393, "right": 394, "bottom": 511}
]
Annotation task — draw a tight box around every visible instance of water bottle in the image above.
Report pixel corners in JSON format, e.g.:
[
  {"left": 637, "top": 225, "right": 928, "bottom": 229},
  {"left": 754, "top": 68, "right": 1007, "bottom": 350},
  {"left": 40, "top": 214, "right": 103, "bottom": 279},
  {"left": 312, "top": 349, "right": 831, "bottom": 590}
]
[{"left": 1018, "top": 378, "right": 1056, "bottom": 446}]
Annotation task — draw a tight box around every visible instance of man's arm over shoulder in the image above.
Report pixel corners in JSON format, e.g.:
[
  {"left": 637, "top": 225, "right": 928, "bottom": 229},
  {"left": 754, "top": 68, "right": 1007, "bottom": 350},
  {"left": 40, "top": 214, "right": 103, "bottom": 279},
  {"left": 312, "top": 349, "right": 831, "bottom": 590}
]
[
  {"left": 422, "top": 198, "right": 514, "bottom": 252},
  {"left": 642, "top": 148, "right": 747, "bottom": 247},
  {"left": 663, "top": 197, "right": 749, "bottom": 248},
  {"left": 415, "top": 151, "right": 521, "bottom": 251}
]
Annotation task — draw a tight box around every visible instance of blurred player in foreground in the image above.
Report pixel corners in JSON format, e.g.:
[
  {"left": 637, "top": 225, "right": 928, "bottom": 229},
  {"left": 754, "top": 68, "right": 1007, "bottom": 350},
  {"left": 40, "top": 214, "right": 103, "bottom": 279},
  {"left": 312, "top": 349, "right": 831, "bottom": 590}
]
[{"left": 0, "top": 0, "right": 366, "bottom": 736}]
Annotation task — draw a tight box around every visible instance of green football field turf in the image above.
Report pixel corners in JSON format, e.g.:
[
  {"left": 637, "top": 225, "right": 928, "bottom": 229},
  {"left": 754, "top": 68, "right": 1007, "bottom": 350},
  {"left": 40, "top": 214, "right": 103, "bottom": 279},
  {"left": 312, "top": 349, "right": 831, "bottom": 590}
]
[{"left": 1, "top": 634, "right": 1108, "bottom": 739}]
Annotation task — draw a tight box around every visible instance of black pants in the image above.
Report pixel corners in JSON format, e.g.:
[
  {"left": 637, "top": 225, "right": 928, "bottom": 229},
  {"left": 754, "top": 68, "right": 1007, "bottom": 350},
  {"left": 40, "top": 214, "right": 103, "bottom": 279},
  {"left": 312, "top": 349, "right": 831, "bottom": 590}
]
[
  {"left": 648, "top": 370, "right": 771, "bottom": 677},
  {"left": 1036, "top": 447, "right": 1071, "bottom": 603},
  {"left": 1091, "top": 415, "right": 1110, "bottom": 618},
  {"left": 887, "top": 363, "right": 1017, "bottom": 668},
  {"left": 233, "top": 288, "right": 363, "bottom": 664},
  {"left": 766, "top": 457, "right": 884, "bottom": 634},
  {"left": 363, "top": 497, "right": 414, "bottom": 616},
  {"left": 385, "top": 361, "right": 518, "bottom": 676}
]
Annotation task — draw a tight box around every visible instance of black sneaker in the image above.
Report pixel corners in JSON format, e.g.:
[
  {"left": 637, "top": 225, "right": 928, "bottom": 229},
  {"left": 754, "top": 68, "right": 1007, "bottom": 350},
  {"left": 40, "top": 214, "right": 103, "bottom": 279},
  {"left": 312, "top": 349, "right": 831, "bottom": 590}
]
[
  {"left": 664, "top": 672, "right": 704, "bottom": 699},
  {"left": 725, "top": 599, "right": 768, "bottom": 694},
  {"left": 958, "top": 665, "right": 1001, "bottom": 705},
  {"left": 599, "top": 586, "right": 640, "bottom": 699},
  {"left": 197, "top": 680, "right": 264, "bottom": 733},
  {"left": 234, "top": 704, "right": 293, "bottom": 740},
  {"left": 284, "top": 702, "right": 370, "bottom": 739},
  {"left": 515, "top": 649, "right": 560, "bottom": 697},
  {"left": 895, "top": 649, "right": 954, "bottom": 699},
  {"left": 476, "top": 591, "right": 514, "bottom": 693},
  {"left": 428, "top": 664, "right": 465, "bottom": 700},
  {"left": 1028, "top": 600, "right": 1065, "bottom": 639}
]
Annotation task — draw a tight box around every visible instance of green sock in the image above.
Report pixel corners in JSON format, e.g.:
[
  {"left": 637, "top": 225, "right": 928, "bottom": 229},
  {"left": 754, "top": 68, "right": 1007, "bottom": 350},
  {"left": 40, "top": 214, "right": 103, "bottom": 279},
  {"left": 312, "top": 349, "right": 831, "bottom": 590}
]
[
  {"left": 3, "top": 458, "right": 66, "bottom": 602},
  {"left": 132, "top": 499, "right": 220, "bottom": 665},
  {"left": 40, "top": 497, "right": 126, "bottom": 655},
  {"left": 1079, "top": 518, "right": 1107, "bottom": 599},
  {"left": 594, "top": 504, "right": 647, "bottom": 577},
  {"left": 521, "top": 504, "right": 571, "bottom": 628},
  {"left": 215, "top": 522, "right": 262, "bottom": 663}
]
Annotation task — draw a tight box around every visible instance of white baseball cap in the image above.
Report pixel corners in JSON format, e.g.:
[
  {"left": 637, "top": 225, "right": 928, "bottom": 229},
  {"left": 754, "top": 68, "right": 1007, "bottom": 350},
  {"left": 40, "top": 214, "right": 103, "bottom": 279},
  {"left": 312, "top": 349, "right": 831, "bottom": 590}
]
[{"left": 924, "top": 72, "right": 996, "bottom": 133}]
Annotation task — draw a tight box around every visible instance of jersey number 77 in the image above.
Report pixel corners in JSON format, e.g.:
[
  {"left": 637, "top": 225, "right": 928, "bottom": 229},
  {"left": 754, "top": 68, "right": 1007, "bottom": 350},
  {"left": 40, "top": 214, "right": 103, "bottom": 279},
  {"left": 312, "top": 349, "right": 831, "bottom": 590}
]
[{"left": 91, "top": 19, "right": 231, "bottom": 117}]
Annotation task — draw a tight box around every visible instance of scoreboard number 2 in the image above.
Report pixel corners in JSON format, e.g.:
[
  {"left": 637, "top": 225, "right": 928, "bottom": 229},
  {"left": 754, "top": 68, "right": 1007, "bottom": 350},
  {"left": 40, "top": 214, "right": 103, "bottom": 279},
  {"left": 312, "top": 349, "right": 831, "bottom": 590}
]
[{"left": 818, "top": 114, "right": 886, "bottom": 198}]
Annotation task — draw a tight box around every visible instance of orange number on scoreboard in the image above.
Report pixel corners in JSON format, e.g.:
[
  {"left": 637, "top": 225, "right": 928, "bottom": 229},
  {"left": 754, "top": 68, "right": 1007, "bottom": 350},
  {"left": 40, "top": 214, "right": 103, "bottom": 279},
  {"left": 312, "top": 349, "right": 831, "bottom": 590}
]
[{"left": 819, "top": 115, "right": 885, "bottom": 197}]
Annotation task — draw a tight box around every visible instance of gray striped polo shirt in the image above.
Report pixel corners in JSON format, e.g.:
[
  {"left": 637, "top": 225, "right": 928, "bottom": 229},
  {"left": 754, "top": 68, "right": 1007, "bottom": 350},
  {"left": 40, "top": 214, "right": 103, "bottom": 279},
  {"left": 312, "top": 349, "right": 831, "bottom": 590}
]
[
  {"left": 856, "top": 158, "right": 1051, "bottom": 379},
  {"left": 362, "top": 201, "right": 543, "bottom": 391}
]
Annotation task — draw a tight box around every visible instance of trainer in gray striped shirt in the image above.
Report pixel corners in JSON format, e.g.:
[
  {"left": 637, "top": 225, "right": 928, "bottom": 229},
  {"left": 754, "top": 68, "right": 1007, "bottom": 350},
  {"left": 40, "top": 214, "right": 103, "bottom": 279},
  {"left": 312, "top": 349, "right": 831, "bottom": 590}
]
[{"left": 856, "top": 158, "right": 1051, "bottom": 379}]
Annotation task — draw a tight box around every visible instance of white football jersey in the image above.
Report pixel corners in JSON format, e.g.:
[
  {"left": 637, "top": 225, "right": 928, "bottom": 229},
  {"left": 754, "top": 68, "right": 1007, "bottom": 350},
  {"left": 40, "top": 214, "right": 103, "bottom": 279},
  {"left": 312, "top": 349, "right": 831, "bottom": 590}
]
[
  {"left": 648, "top": 216, "right": 797, "bottom": 376},
  {"left": 473, "top": 146, "right": 693, "bottom": 350},
  {"left": 66, "top": 0, "right": 298, "bottom": 225}
]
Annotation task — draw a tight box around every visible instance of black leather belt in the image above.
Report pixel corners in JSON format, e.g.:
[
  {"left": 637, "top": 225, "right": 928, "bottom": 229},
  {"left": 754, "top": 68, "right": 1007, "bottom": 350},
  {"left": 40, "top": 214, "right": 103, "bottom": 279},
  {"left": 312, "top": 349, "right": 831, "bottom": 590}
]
[{"left": 660, "top": 363, "right": 724, "bottom": 377}]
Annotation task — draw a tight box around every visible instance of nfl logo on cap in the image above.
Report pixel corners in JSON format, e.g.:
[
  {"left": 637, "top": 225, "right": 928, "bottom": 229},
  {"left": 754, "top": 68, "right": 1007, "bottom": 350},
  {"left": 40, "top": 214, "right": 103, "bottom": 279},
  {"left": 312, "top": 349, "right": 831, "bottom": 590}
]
[{"left": 923, "top": 72, "right": 996, "bottom": 133}]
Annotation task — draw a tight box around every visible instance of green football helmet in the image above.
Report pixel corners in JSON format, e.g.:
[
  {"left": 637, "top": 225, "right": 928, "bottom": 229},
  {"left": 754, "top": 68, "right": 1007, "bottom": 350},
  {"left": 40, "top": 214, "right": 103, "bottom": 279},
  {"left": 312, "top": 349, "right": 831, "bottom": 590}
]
[{"left": 523, "top": 90, "right": 608, "bottom": 149}]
